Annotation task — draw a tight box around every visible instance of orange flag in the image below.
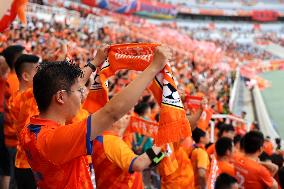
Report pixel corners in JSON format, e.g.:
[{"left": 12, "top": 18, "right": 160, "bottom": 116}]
[
  {"left": 87, "top": 43, "right": 191, "bottom": 146},
  {"left": 197, "top": 108, "right": 214, "bottom": 131},
  {"left": 0, "top": 0, "right": 27, "bottom": 32},
  {"left": 185, "top": 95, "right": 202, "bottom": 110},
  {"left": 127, "top": 115, "right": 159, "bottom": 138}
]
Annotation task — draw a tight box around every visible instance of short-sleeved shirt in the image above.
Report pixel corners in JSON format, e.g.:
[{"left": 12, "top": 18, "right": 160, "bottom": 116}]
[
  {"left": 218, "top": 160, "right": 235, "bottom": 176},
  {"left": 13, "top": 88, "right": 38, "bottom": 168},
  {"left": 206, "top": 143, "right": 215, "bottom": 157},
  {"left": 234, "top": 155, "right": 274, "bottom": 189},
  {"left": 92, "top": 131, "right": 138, "bottom": 189},
  {"left": 160, "top": 145, "right": 195, "bottom": 189},
  {"left": 191, "top": 146, "right": 210, "bottom": 189},
  {"left": 208, "top": 156, "right": 237, "bottom": 189},
  {"left": 20, "top": 116, "right": 93, "bottom": 189},
  {"left": 3, "top": 72, "right": 19, "bottom": 147}
]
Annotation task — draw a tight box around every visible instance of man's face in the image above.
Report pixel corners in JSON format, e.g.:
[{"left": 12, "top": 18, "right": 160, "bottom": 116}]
[
  {"left": 65, "top": 80, "right": 84, "bottom": 122},
  {"left": 230, "top": 182, "right": 239, "bottom": 189},
  {"left": 222, "top": 131, "right": 235, "bottom": 140},
  {"left": 23, "top": 63, "right": 39, "bottom": 87},
  {"left": 201, "top": 131, "right": 210, "bottom": 145}
]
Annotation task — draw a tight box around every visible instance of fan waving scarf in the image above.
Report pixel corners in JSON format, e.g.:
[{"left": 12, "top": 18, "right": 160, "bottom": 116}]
[
  {"left": 86, "top": 43, "right": 191, "bottom": 145},
  {"left": 0, "top": 0, "right": 27, "bottom": 32}
]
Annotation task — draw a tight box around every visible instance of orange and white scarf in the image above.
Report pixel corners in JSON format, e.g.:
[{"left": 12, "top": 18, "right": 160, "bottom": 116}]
[
  {"left": 86, "top": 43, "right": 190, "bottom": 145},
  {"left": 127, "top": 114, "right": 159, "bottom": 138}
]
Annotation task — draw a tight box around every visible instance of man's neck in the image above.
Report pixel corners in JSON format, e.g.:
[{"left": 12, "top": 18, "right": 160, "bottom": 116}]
[
  {"left": 197, "top": 143, "right": 205, "bottom": 149},
  {"left": 19, "top": 82, "right": 29, "bottom": 92},
  {"left": 245, "top": 153, "right": 259, "bottom": 161},
  {"left": 217, "top": 156, "right": 229, "bottom": 162},
  {"left": 108, "top": 127, "right": 125, "bottom": 137},
  {"left": 39, "top": 111, "right": 66, "bottom": 125}
]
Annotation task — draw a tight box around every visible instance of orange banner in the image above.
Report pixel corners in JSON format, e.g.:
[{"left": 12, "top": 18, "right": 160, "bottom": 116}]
[{"left": 127, "top": 115, "right": 159, "bottom": 138}]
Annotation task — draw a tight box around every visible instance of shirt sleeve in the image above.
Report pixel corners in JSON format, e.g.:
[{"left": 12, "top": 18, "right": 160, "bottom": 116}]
[
  {"left": 258, "top": 165, "right": 274, "bottom": 188},
  {"left": 40, "top": 116, "right": 92, "bottom": 165},
  {"left": 196, "top": 148, "right": 210, "bottom": 170},
  {"left": 103, "top": 135, "right": 137, "bottom": 173}
]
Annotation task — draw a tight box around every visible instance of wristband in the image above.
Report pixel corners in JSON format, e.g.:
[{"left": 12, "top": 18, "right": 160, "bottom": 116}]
[
  {"left": 85, "top": 60, "right": 97, "bottom": 72},
  {"left": 146, "top": 148, "right": 165, "bottom": 168}
]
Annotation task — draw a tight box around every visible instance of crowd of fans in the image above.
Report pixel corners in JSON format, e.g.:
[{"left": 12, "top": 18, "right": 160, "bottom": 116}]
[{"left": 0, "top": 2, "right": 283, "bottom": 189}]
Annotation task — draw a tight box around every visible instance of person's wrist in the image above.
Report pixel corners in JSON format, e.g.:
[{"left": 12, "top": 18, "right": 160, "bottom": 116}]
[
  {"left": 152, "top": 146, "right": 161, "bottom": 155},
  {"left": 148, "top": 62, "right": 163, "bottom": 73},
  {"left": 90, "top": 58, "right": 101, "bottom": 67},
  {"left": 85, "top": 60, "right": 97, "bottom": 72}
]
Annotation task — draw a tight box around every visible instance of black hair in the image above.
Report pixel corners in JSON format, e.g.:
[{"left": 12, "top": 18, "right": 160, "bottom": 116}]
[
  {"left": 215, "top": 173, "right": 238, "bottom": 189},
  {"left": 233, "top": 134, "right": 242, "bottom": 145},
  {"left": 1, "top": 45, "right": 25, "bottom": 69},
  {"left": 278, "top": 167, "right": 284, "bottom": 189},
  {"left": 216, "top": 121, "right": 225, "bottom": 130},
  {"left": 259, "top": 152, "right": 271, "bottom": 162},
  {"left": 149, "top": 101, "right": 157, "bottom": 110},
  {"left": 33, "top": 61, "right": 83, "bottom": 113},
  {"left": 242, "top": 131, "right": 264, "bottom": 154},
  {"left": 155, "top": 113, "right": 160, "bottom": 122},
  {"left": 215, "top": 137, "right": 233, "bottom": 157},
  {"left": 218, "top": 124, "right": 235, "bottom": 138},
  {"left": 14, "top": 54, "right": 39, "bottom": 80},
  {"left": 192, "top": 127, "right": 206, "bottom": 143},
  {"left": 134, "top": 102, "right": 150, "bottom": 116},
  {"left": 271, "top": 153, "right": 284, "bottom": 168},
  {"left": 142, "top": 95, "right": 151, "bottom": 103},
  {"left": 275, "top": 138, "right": 281, "bottom": 150},
  {"left": 206, "top": 142, "right": 213, "bottom": 149}
]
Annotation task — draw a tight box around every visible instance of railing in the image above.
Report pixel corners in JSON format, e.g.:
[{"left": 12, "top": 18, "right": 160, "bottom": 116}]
[
  {"left": 252, "top": 85, "right": 279, "bottom": 140},
  {"left": 209, "top": 114, "right": 246, "bottom": 142},
  {"left": 229, "top": 67, "right": 240, "bottom": 113}
]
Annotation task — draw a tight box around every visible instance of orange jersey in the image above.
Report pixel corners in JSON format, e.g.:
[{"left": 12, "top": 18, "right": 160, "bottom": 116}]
[
  {"left": 234, "top": 155, "right": 274, "bottom": 189},
  {"left": 92, "top": 132, "right": 140, "bottom": 189},
  {"left": 218, "top": 160, "right": 235, "bottom": 176},
  {"left": 160, "top": 145, "right": 195, "bottom": 189},
  {"left": 14, "top": 88, "right": 38, "bottom": 168},
  {"left": 20, "top": 116, "right": 93, "bottom": 189},
  {"left": 190, "top": 145, "right": 210, "bottom": 189},
  {"left": 206, "top": 143, "right": 215, "bottom": 157},
  {"left": 6, "top": 72, "right": 19, "bottom": 95},
  {"left": 68, "top": 107, "right": 89, "bottom": 124},
  {"left": 3, "top": 72, "right": 19, "bottom": 147}
]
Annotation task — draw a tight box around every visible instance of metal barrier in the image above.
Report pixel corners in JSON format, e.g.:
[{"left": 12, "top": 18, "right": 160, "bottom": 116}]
[
  {"left": 229, "top": 67, "right": 240, "bottom": 112},
  {"left": 209, "top": 114, "right": 245, "bottom": 142},
  {"left": 252, "top": 85, "right": 279, "bottom": 140}
]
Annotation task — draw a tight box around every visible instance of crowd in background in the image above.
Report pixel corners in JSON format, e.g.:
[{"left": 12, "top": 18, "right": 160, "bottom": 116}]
[{"left": 0, "top": 2, "right": 284, "bottom": 189}]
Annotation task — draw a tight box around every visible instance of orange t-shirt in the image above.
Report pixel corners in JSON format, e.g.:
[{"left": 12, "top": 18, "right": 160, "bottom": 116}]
[
  {"left": 92, "top": 132, "right": 140, "bottom": 189},
  {"left": 206, "top": 143, "right": 215, "bottom": 157},
  {"left": 69, "top": 107, "right": 89, "bottom": 124},
  {"left": 20, "top": 116, "right": 93, "bottom": 189},
  {"left": 234, "top": 155, "right": 274, "bottom": 189},
  {"left": 0, "top": 78, "right": 5, "bottom": 112},
  {"left": 160, "top": 145, "right": 195, "bottom": 189},
  {"left": 3, "top": 72, "right": 19, "bottom": 147},
  {"left": 190, "top": 145, "right": 210, "bottom": 189},
  {"left": 14, "top": 88, "right": 38, "bottom": 168},
  {"left": 218, "top": 160, "right": 235, "bottom": 176},
  {"left": 6, "top": 72, "right": 19, "bottom": 96}
]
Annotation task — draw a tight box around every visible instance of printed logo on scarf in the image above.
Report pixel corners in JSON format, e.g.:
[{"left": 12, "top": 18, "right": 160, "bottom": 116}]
[{"left": 162, "top": 80, "right": 183, "bottom": 108}]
